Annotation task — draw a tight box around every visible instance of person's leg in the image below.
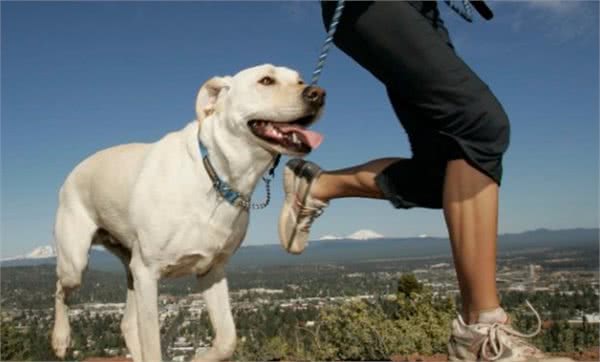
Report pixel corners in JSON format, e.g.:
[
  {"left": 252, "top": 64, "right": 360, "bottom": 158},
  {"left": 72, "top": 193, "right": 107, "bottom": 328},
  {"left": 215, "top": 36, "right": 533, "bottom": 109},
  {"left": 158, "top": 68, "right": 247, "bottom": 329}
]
[
  {"left": 288, "top": 2, "right": 571, "bottom": 360},
  {"left": 443, "top": 159, "right": 500, "bottom": 324},
  {"left": 286, "top": 154, "right": 502, "bottom": 324},
  {"left": 321, "top": 1, "right": 507, "bottom": 320},
  {"left": 278, "top": 157, "right": 412, "bottom": 254},
  {"left": 287, "top": 155, "right": 503, "bottom": 323},
  {"left": 310, "top": 158, "right": 400, "bottom": 202},
  {"left": 288, "top": 158, "right": 506, "bottom": 323}
]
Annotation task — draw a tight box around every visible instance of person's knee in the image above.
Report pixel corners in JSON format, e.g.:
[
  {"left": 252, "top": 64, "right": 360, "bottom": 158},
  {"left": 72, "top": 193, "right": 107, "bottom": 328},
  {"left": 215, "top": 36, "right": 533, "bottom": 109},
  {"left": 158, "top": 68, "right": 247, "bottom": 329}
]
[
  {"left": 489, "top": 106, "right": 510, "bottom": 153},
  {"left": 475, "top": 98, "right": 510, "bottom": 155}
]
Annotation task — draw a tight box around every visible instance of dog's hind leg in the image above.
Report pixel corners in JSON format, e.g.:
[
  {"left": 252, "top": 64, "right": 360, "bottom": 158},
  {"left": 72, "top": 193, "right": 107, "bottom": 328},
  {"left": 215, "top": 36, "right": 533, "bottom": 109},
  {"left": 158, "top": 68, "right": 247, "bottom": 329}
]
[
  {"left": 52, "top": 280, "right": 74, "bottom": 359},
  {"left": 130, "top": 254, "right": 162, "bottom": 362},
  {"left": 103, "top": 242, "right": 143, "bottom": 362},
  {"left": 52, "top": 201, "right": 96, "bottom": 359},
  {"left": 121, "top": 287, "right": 143, "bottom": 362},
  {"left": 193, "top": 266, "right": 236, "bottom": 362}
]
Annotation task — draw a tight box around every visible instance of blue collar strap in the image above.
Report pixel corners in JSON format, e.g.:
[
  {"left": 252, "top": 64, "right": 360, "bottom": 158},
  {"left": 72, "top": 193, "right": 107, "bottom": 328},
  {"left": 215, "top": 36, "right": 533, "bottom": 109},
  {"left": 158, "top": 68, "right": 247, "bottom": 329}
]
[
  {"left": 197, "top": 137, "right": 281, "bottom": 211},
  {"left": 198, "top": 140, "right": 251, "bottom": 210}
]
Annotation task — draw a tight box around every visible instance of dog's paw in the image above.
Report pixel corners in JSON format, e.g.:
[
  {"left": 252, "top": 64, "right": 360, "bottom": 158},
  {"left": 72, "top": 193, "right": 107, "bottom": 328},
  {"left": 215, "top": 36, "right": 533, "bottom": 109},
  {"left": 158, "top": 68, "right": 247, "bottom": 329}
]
[
  {"left": 191, "top": 355, "right": 218, "bottom": 362},
  {"left": 192, "top": 348, "right": 228, "bottom": 362},
  {"left": 52, "top": 324, "right": 71, "bottom": 359}
]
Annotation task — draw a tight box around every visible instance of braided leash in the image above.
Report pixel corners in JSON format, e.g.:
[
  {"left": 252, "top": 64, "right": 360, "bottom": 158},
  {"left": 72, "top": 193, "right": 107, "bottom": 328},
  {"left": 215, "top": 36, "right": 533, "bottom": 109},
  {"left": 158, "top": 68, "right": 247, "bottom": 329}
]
[
  {"left": 311, "top": 0, "right": 346, "bottom": 85},
  {"left": 445, "top": 0, "right": 474, "bottom": 22}
]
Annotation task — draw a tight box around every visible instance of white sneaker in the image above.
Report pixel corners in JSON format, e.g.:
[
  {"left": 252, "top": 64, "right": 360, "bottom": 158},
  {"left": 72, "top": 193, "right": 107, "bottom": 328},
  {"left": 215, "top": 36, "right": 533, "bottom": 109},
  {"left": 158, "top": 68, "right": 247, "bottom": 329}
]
[
  {"left": 448, "top": 301, "right": 573, "bottom": 361},
  {"left": 278, "top": 159, "right": 328, "bottom": 254}
]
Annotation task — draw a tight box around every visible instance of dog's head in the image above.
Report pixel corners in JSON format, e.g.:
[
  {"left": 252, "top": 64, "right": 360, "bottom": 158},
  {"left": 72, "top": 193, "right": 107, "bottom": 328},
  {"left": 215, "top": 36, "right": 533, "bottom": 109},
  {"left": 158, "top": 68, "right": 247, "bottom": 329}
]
[{"left": 196, "top": 64, "right": 325, "bottom": 157}]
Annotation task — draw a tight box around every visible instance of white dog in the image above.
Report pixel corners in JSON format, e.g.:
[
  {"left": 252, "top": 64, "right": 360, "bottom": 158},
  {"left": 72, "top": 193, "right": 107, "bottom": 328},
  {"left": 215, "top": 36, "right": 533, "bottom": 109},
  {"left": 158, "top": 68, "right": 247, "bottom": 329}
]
[{"left": 51, "top": 64, "right": 325, "bottom": 362}]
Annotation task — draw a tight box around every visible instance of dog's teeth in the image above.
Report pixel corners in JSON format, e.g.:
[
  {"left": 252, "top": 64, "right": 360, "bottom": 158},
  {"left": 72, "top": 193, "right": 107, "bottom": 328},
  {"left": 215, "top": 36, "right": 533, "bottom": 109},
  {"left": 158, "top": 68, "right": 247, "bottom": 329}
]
[{"left": 291, "top": 133, "right": 299, "bottom": 144}]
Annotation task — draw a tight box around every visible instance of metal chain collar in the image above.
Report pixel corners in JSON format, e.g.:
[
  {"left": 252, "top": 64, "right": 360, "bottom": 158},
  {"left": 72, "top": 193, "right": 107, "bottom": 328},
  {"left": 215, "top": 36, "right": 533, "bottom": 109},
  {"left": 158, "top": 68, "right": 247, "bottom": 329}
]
[{"left": 236, "top": 174, "right": 273, "bottom": 210}]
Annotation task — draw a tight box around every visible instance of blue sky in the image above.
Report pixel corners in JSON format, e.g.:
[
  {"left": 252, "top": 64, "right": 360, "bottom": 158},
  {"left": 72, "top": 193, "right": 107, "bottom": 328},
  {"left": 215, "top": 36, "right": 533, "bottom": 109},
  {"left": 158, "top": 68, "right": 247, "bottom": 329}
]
[{"left": 1, "top": 1, "right": 598, "bottom": 258}]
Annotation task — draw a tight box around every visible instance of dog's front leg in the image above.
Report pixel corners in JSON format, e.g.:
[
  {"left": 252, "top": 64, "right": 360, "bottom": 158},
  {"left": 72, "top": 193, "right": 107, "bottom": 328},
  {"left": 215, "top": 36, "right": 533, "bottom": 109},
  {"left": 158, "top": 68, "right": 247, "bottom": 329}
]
[
  {"left": 130, "top": 257, "right": 162, "bottom": 362},
  {"left": 193, "top": 265, "right": 236, "bottom": 362}
]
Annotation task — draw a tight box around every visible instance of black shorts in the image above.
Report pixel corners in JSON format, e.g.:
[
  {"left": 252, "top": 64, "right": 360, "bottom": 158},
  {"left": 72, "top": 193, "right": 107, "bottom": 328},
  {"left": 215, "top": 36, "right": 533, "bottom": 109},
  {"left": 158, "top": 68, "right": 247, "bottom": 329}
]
[{"left": 321, "top": 1, "right": 510, "bottom": 209}]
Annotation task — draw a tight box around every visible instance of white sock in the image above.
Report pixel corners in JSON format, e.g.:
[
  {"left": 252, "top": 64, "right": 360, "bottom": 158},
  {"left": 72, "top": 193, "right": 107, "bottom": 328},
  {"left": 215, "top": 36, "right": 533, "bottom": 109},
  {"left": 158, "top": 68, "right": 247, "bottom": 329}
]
[{"left": 477, "top": 307, "right": 508, "bottom": 324}]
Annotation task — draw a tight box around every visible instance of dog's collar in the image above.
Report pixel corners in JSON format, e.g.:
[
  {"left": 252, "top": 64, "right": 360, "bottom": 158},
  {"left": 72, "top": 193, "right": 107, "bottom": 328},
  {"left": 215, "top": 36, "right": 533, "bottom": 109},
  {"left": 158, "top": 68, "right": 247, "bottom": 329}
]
[
  {"left": 197, "top": 134, "right": 281, "bottom": 211},
  {"left": 198, "top": 140, "right": 252, "bottom": 210}
]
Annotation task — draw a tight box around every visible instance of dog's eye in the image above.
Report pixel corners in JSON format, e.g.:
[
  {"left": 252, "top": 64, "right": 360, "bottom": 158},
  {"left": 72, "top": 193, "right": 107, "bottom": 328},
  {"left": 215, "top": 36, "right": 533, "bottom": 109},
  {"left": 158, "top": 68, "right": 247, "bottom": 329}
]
[
  {"left": 259, "top": 76, "right": 275, "bottom": 86},
  {"left": 297, "top": 80, "right": 305, "bottom": 85}
]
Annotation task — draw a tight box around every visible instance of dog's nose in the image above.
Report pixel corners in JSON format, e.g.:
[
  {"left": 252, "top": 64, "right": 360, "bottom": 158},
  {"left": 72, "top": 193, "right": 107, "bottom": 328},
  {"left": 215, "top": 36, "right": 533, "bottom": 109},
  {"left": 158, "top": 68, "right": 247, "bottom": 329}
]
[{"left": 302, "top": 86, "right": 326, "bottom": 107}]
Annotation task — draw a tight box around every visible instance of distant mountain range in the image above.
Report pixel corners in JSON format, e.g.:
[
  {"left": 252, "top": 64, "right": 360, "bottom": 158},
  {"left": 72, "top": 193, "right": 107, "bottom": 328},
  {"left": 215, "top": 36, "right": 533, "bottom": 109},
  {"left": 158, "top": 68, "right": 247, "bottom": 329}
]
[
  {"left": 1, "top": 228, "right": 598, "bottom": 271},
  {"left": 319, "top": 229, "right": 385, "bottom": 240},
  {"left": 2, "top": 229, "right": 387, "bottom": 263}
]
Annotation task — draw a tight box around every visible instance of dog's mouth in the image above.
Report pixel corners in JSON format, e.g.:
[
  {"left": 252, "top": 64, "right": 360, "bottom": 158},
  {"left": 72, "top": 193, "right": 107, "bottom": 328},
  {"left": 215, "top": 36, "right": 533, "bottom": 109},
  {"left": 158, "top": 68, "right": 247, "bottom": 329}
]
[{"left": 248, "top": 115, "right": 323, "bottom": 154}]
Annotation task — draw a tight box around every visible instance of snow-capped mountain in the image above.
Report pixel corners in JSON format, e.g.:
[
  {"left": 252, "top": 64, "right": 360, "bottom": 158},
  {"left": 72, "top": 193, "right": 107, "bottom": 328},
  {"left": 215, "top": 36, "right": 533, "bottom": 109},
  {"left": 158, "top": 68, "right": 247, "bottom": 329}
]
[
  {"left": 319, "top": 234, "right": 343, "bottom": 240},
  {"left": 319, "top": 229, "right": 385, "bottom": 241},
  {"left": 27, "top": 245, "right": 55, "bottom": 259},
  {"left": 2, "top": 245, "right": 55, "bottom": 262},
  {"left": 347, "top": 229, "right": 384, "bottom": 240}
]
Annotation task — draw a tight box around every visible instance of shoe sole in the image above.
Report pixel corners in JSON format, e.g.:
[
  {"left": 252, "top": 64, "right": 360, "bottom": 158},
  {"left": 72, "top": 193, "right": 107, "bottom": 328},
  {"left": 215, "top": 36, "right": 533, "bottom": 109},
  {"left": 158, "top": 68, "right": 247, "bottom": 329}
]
[{"left": 279, "top": 160, "right": 321, "bottom": 252}]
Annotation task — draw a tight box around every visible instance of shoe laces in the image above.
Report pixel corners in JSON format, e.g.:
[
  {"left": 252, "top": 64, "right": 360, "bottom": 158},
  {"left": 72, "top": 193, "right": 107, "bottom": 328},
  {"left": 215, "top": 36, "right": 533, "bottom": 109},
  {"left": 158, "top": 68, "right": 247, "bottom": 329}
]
[
  {"left": 479, "top": 300, "right": 542, "bottom": 360},
  {"left": 296, "top": 201, "right": 325, "bottom": 232}
]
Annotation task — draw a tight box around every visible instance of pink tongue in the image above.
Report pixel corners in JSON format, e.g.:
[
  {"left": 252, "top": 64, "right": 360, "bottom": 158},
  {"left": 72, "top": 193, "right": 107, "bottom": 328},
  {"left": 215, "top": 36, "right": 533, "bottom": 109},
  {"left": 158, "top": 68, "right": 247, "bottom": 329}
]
[{"left": 277, "top": 124, "right": 324, "bottom": 150}]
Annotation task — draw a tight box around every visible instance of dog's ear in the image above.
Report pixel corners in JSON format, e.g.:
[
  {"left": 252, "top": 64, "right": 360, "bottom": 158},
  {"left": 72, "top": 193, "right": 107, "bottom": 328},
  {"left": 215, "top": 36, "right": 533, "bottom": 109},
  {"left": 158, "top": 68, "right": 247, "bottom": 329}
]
[{"left": 196, "top": 76, "right": 232, "bottom": 122}]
